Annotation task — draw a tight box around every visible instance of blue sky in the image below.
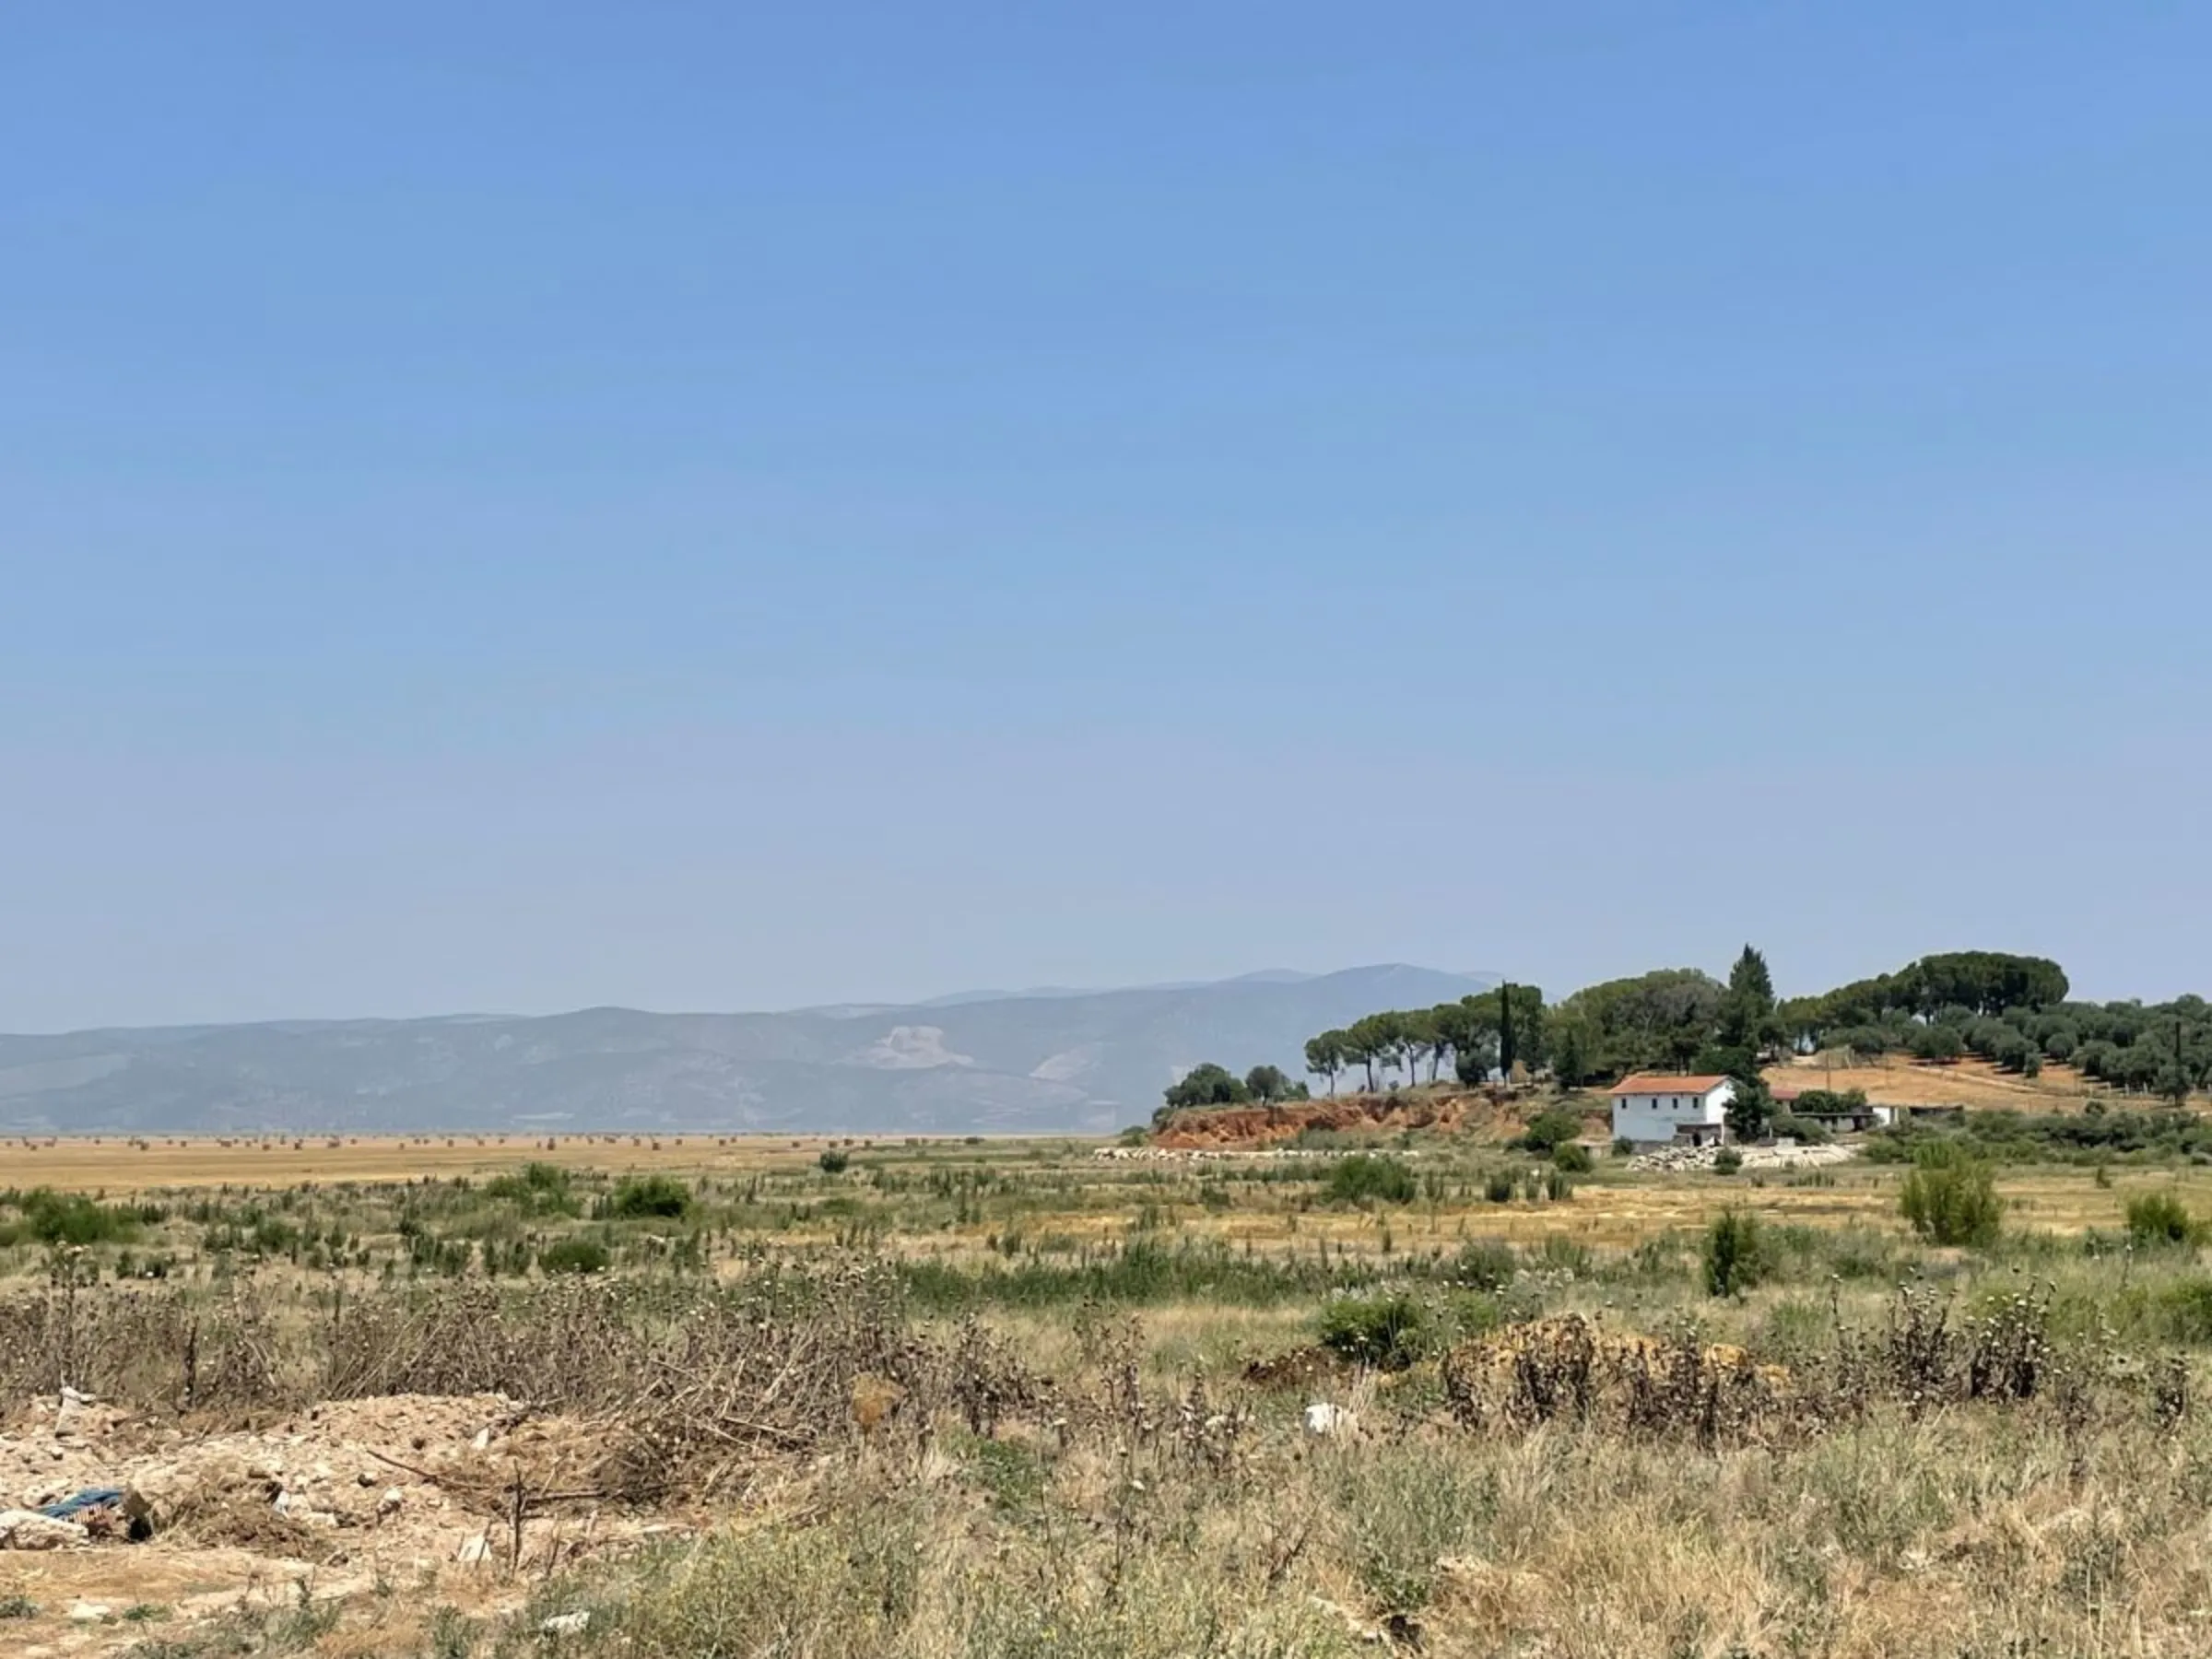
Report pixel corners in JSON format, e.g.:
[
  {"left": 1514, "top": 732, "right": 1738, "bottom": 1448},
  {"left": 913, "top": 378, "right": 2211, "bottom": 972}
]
[{"left": 5, "top": 5, "right": 2207, "bottom": 1029}]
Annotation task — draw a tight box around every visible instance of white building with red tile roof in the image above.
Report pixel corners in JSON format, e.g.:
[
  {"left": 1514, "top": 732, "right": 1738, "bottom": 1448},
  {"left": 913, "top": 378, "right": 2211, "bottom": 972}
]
[{"left": 1609, "top": 1073, "right": 1736, "bottom": 1147}]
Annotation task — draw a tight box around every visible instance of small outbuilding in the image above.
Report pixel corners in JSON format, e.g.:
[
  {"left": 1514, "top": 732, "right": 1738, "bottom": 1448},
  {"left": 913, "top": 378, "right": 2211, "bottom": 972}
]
[{"left": 1771, "top": 1087, "right": 1895, "bottom": 1135}]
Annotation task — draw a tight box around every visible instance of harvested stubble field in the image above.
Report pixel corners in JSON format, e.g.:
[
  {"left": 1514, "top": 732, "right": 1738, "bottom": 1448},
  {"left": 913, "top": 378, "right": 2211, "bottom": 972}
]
[
  {"left": 9, "top": 1112, "right": 2212, "bottom": 1657},
  {"left": 0, "top": 1133, "right": 870, "bottom": 1196}
]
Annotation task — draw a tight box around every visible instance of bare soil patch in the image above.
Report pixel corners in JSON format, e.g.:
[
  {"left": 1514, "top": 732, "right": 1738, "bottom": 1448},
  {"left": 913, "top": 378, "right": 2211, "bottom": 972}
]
[{"left": 0, "top": 1389, "right": 679, "bottom": 1654}]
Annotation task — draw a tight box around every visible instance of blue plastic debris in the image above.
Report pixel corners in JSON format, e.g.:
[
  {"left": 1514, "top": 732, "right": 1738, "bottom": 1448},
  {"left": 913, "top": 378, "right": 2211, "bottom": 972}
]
[{"left": 36, "top": 1488, "right": 124, "bottom": 1521}]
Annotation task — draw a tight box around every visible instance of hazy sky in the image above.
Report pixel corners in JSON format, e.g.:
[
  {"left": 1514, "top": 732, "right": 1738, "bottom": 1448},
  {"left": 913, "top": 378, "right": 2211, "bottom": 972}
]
[{"left": 6, "top": 5, "right": 2208, "bottom": 1030}]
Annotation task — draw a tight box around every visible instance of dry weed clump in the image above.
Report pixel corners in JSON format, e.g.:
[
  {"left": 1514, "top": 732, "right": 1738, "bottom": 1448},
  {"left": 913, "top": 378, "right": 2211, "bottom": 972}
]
[
  {"left": 0, "top": 1282, "right": 287, "bottom": 1413},
  {"left": 1438, "top": 1286, "right": 2146, "bottom": 1459},
  {"left": 0, "top": 1263, "right": 1070, "bottom": 1504},
  {"left": 1441, "top": 1313, "right": 1793, "bottom": 1442}
]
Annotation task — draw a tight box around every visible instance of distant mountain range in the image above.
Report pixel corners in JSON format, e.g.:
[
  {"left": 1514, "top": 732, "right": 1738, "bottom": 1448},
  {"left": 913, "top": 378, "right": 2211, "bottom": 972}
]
[{"left": 0, "top": 966, "right": 1495, "bottom": 1136}]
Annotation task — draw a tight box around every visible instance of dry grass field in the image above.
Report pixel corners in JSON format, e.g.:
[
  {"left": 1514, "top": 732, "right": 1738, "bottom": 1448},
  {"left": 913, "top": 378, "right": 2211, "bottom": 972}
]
[
  {"left": 9, "top": 1125, "right": 2212, "bottom": 1258},
  {"left": 1768, "top": 1053, "right": 2119, "bottom": 1112},
  {"left": 9, "top": 1111, "right": 2212, "bottom": 1656},
  {"left": 0, "top": 1131, "right": 890, "bottom": 1195}
]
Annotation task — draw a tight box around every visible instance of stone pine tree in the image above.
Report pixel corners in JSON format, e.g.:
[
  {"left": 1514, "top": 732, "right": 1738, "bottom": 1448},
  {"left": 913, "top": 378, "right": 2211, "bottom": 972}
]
[{"left": 1303, "top": 1031, "right": 1347, "bottom": 1096}]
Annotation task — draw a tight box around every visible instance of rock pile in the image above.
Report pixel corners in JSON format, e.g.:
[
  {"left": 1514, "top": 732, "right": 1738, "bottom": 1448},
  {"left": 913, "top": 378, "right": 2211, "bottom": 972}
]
[
  {"left": 1093, "top": 1146, "right": 1324, "bottom": 1163},
  {"left": 1627, "top": 1142, "right": 1857, "bottom": 1173}
]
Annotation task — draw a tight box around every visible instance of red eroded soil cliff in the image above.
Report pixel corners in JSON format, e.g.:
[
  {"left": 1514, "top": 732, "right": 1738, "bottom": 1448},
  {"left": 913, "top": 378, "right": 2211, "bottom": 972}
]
[{"left": 1153, "top": 1089, "right": 1531, "bottom": 1149}]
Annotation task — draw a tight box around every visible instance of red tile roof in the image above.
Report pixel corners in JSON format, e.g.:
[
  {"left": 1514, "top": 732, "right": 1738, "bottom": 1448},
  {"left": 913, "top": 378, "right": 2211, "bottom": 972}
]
[{"left": 1609, "top": 1074, "right": 1731, "bottom": 1097}]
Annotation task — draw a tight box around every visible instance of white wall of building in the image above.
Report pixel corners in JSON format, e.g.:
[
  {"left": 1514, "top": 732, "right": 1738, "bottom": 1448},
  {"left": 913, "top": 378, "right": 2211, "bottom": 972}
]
[{"left": 1611, "top": 1080, "right": 1735, "bottom": 1146}]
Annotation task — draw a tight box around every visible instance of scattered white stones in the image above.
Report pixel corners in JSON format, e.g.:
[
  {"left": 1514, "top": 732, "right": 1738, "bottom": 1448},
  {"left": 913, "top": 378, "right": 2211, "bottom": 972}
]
[
  {"left": 541, "top": 1609, "right": 592, "bottom": 1637},
  {"left": 68, "top": 1600, "right": 112, "bottom": 1623},
  {"left": 1095, "top": 1146, "right": 1326, "bottom": 1163},
  {"left": 1627, "top": 1142, "right": 1857, "bottom": 1173}
]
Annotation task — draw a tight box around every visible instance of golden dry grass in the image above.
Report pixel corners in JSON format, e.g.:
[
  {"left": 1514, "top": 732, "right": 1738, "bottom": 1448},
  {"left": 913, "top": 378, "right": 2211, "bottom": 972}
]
[
  {"left": 0, "top": 1130, "right": 931, "bottom": 1194},
  {"left": 16, "top": 1128, "right": 2212, "bottom": 1265},
  {"left": 14, "top": 1122, "right": 2212, "bottom": 1656},
  {"left": 1767, "top": 1053, "right": 2169, "bottom": 1112}
]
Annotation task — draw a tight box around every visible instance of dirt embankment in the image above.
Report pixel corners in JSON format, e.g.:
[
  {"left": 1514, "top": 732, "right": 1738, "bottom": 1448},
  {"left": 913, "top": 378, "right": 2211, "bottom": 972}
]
[{"left": 1154, "top": 1089, "right": 1547, "bottom": 1150}]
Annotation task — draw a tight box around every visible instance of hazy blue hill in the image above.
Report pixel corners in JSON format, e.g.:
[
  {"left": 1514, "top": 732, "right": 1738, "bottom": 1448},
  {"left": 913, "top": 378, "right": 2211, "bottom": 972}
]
[{"left": 0, "top": 964, "right": 1493, "bottom": 1135}]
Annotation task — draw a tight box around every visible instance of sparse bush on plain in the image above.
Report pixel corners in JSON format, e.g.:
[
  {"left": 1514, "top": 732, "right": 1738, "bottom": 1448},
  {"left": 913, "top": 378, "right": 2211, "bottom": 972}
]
[
  {"left": 0, "top": 1188, "right": 143, "bottom": 1247},
  {"left": 1703, "top": 1208, "right": 1768, "bottom": 1297},
  {"left": 1900, "top": 1143, "right": 2003, "bottom": 1246},
  {"left": 1516, "top": 1109, "right": 1584, "bottom": 1154},
  {"left": 537, "top": 1236, "right": 612, "bottom": 1275},
  {"left": 1449, "top": 1238, "right": 1518, "bottom": 1291},
  {"left": 1324, "top": 1154, "right": 1417, "bottom": 1206},
  {"left": 2126, "top": 1190, "right": 2204, "bottom": 1249},
  {"left": 483, "top": 1162, "right": 581, "bottom": 1216},
  {"left": 2157, "top": 1277, "right": 2212, "bottom": 1343},
  {"left": 1317, "top": 1292, "right": 1432, "bottom": 1370},
  {"left": 605, "top": 1175, "right": 693, "bottom": 1220}
]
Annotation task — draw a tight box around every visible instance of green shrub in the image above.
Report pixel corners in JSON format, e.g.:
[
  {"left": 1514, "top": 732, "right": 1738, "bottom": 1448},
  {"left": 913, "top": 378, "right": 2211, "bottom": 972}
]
[
  {"left": 1703, "top": 1208, "right": 1769, "bottom": 1297},
  {"left": 1482, "top": 1170, "right": 1516, "bottom": 1204},
  {"left": 2125, "top": 1190, "right": 2204, "bottom": 1249},
  {"left": 606, "top": 1175, "right": 693, "bottom": 1220},
  {"left": 818, "top": 1148, "right": 852, "bottom": 1175},
  {"left": 1318, "top": 1292, "right": 1432, "bottom": 1370},
  {"left": 1551, "top": 1142, "right": 1594, "bottom": 1174},
  {"left": 484, "top": 1163, "right": 581, "bottom": 1216},
  {"left": 1794, "top": 1088, "right": 1868, "bottom": 1115},
  {"left": 2158, "top": 1277, "right": 2212, "bottom": 1344},
  {"left": 536, "top": 1237, "right": 612, "bottom": 1276},
  {"left": 1449, "top": 1238, "right": 1517, "bottom": 1291},
  {"left": 1712, "top": 1147, "right": 1744, "bottom": 1175},
  {"left": 488, "top": 1161, "right": 570, "bottom": 1196},
  {"left": 1899, "top": 1143, "right": 2003, "bottom": 1246},
  {"left": 1441, "top": 1289, "right": 1506, "bottom": 1342},
  {"left": 1516, "top": 1109, "right": 1584, "bottom": 1153},
  {"left": 1612, "top": 1136, "right": 1635, "bottom": 1158},
  {"left": 1324, "top": 1154, "right": 1417, "bottom": 1206},
  {"left": 1, "top": 1189, "right": 142, "bottom": 1247}
]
